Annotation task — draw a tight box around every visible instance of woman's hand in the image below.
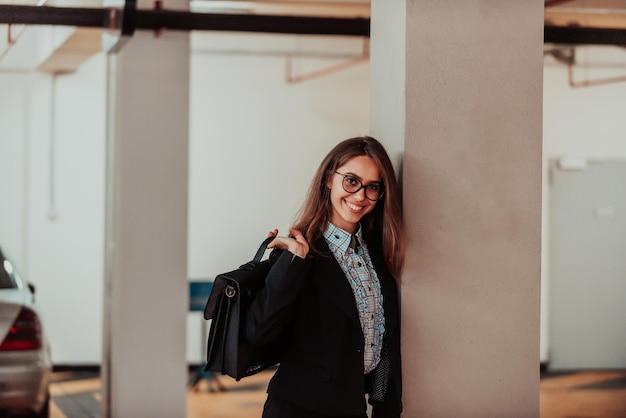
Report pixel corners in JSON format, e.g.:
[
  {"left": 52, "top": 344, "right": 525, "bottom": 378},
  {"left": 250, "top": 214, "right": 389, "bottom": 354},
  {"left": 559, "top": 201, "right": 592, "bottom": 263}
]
[{"left": 266, "top": 228, "right": 310, "bottom": 259}]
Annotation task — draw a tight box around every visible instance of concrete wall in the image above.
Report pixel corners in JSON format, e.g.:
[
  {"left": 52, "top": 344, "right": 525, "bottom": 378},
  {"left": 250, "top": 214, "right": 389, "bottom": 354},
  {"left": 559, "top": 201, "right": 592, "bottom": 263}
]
[{"left": 371, "top": 1, "right": 543, "bottom": 415}]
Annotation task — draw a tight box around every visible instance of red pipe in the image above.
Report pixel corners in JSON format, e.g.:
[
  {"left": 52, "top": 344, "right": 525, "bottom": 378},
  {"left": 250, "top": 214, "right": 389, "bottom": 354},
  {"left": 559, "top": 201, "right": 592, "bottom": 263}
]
[{"left": 545, "top": 0, "right": 576, "bottom": 7}]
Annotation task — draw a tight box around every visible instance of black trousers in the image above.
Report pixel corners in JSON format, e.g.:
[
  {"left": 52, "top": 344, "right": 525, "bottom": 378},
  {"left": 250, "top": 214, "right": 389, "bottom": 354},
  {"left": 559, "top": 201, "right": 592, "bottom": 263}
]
[{"left": 262, "top": 396, "right": 368, "bottom": 418}]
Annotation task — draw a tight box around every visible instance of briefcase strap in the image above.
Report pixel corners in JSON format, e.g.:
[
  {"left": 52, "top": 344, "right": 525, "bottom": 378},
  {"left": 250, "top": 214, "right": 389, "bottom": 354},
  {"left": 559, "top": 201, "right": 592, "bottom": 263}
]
[{"left": 252, "top": 236, "right": 275, "bottom": 262}]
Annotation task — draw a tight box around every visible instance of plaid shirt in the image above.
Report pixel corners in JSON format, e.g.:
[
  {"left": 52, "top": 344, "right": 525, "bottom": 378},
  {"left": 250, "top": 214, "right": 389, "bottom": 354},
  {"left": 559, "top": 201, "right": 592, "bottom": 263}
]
[{"left": 323, "top": 223, "right": 385, "bottom": 374}]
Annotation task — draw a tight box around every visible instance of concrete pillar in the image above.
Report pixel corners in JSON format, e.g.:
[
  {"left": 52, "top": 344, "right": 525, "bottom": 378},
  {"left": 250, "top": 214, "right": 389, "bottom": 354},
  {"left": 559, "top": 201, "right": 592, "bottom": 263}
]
[
  {"left": 371, "top": 1, "right": 543, "bottom": 416},
  {"left": 102, "top": 27, "right": 190, "bottom": 418}
]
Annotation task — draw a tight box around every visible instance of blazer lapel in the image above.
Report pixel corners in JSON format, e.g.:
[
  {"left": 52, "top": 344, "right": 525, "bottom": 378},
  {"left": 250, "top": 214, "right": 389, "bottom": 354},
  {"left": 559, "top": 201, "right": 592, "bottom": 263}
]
[{"left": 312, "top": 239, "right": 361, "bottom": 325}]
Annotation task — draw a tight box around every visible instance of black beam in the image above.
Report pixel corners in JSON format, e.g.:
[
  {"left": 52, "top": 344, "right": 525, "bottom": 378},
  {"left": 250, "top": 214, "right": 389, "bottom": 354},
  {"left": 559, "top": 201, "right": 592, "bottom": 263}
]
[
  {"left": 545, "top": 25, "right": 626, "bottom": 46},
  {"left": 0, "top": 5, "right": 370, "bottom": 37},
  {"left": 1, "top": 5, "right": 626, "bottom": 46},
  {"left": 137, "top": 10, "right": 369, "bottom": 36},
  {"left": 0, "top": 5, "right": 107, "bottom": 27}
]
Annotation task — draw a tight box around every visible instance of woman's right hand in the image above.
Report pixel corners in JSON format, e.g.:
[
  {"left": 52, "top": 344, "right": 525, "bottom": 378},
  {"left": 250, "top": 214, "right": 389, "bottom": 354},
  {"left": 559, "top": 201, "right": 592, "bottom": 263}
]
[{"left": 266, "top": 228, "right": 309, "bottom": 259}]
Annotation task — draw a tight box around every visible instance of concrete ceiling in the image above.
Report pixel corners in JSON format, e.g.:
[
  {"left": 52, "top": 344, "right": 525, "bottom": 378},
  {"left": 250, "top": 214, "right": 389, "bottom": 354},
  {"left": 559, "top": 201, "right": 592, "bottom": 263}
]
[
  {"left": 0, "top": 0, "right": 624, "bottom": 28},
  {"left": 545, "top": 0, "right": 626, "bottom": 29}
]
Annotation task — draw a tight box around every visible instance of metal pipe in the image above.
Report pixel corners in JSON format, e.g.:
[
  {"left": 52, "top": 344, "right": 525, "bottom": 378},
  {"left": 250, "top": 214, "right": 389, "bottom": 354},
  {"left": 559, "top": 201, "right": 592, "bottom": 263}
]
[
  {"left": 567, "top": 61, "right": 626, "bottom": 87},
  {"left": 544, "top": 0, "right": 576, "bottom": 7},
  {"left": 285, "top": 38, "right": 369, "bottom": 84},
  {"left": 48, "top": 75, "right": 58, "bottom": 221},
  {"left": 121, "top": 0, "right": 137, "bottom": 36},
  {"left": 0, "top": 23, "right": 27, "bottom": 62}
]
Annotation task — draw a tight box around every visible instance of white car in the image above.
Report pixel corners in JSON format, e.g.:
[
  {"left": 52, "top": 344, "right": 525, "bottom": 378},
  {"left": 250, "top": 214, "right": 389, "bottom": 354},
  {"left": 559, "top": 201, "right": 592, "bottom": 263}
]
[{"left": 0, "top": 248, "right": 51, "bottom": 418}]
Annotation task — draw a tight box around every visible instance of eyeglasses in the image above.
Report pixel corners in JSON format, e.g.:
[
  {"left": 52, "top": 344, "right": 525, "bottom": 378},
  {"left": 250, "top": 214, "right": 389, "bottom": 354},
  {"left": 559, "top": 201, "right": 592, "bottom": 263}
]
[{"left": 334, "top": 171, "right": 385, "bottom": 201}]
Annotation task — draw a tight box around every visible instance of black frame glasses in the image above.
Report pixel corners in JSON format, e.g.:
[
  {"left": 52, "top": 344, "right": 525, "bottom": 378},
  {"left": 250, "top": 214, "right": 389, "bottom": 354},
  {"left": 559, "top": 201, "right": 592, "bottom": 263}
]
[{"left": 334, "top": 171, "right": 385, "bottom": 201}]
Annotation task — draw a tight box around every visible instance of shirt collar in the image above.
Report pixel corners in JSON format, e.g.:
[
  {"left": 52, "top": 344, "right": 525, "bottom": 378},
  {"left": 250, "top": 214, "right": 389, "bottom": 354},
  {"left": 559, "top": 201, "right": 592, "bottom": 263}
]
[{"left": 323, "top": 223, "right": 363, "bottom": 254}]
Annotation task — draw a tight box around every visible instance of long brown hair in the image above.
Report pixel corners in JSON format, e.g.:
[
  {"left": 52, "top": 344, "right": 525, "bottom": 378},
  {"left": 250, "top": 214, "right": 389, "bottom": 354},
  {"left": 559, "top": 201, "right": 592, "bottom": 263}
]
[{"left": 293, "top": 136, "right": 405, "bottom": 278}]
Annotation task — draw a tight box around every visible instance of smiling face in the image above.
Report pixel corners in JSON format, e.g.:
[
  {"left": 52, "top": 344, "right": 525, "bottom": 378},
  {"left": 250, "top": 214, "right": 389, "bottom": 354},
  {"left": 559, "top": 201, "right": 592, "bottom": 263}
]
[{"left": 327, "top": 155, "right": 381, "bottom": 234}]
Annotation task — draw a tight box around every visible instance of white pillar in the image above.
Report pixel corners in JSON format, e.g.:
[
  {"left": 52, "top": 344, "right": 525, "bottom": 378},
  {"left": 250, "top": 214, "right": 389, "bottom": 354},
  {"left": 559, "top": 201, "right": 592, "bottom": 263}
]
[
  {"left": 371, "top": 1, "right": 543, "bottom": 416},
  {"left": 102, "top": 27, "right": 190, "bottom": 418}
]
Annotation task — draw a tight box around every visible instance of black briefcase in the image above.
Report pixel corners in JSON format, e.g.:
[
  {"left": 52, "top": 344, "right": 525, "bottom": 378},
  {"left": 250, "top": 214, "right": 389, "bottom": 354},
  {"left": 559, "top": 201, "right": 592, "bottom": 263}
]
[{"left": 203, "top": 237, "right": 279, "bottom": 381}]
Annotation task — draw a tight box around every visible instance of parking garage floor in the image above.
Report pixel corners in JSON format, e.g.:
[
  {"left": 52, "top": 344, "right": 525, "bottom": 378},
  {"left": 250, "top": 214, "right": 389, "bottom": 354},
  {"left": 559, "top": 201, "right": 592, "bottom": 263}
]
[{"left": 49, "top": 368, "right": 626, "bottom": 418}]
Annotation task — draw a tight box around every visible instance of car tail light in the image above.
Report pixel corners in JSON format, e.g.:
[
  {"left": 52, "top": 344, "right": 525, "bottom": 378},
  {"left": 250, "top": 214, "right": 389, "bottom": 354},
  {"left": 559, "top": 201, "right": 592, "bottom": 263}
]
[{"left": 0, "top": 306, "right": 42, "bottom": 351}]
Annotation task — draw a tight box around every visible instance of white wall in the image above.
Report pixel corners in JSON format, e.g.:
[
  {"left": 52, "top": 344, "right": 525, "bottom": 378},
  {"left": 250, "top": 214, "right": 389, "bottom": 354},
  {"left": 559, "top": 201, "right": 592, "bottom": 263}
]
[
  {"left": 188, "top": 32, "right": 369, "bottom": 279},
  {"left": 0, "top": 30, "right": 369, "bottom": 364},
  {"left": 0, "top": 53, "right": 107, "bottom": 363},
  {"left": 0, "top": 73, "right": 29, "bottom": 269},
  {"left": 186, "top": 32, "right": 370, "bottom": 362},
  {"left": 541, "top": 45, "right": 626, "bottom": 362},
  {"left": 1, "top": 32, "right": 624, "bottom": 365}
]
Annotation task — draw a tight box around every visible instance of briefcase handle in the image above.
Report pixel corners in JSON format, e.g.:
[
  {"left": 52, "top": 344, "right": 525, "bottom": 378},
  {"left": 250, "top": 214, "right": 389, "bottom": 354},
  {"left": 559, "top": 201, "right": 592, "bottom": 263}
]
[{"left": 252, "top": 236, "right": 275, "bottom": 262}]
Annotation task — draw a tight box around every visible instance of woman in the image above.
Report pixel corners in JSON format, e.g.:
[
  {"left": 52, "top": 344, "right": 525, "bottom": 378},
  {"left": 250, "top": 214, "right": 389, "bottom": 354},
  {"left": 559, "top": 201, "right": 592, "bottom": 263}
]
[{"left": 246, "top": 136, "right": 405, "bottom": 418}]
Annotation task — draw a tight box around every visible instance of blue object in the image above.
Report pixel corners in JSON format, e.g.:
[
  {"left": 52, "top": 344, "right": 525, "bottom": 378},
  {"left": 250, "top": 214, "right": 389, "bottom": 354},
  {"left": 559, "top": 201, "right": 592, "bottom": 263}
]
[
  {"left": 189, "top": 281, "right": 213, "bottom": 312},
  {"left": 188, "top": 280, "right": 225, "bottom": 391}
]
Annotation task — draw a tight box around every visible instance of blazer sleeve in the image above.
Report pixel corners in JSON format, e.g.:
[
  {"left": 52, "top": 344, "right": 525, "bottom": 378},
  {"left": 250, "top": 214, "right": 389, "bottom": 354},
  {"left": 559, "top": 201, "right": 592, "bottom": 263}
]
[
  {"left": 244, "top": 249, "right": 312, "bottom": 346},
  {"left": 370, "top": 352, "right": 402, "bottom": 418}
]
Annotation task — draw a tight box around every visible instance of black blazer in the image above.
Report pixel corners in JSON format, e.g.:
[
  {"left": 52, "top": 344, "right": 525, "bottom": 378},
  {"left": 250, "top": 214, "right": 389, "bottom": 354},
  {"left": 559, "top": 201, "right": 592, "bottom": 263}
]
[{"left": 246, "top": 237, "right": 402, "bottom": 417}]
